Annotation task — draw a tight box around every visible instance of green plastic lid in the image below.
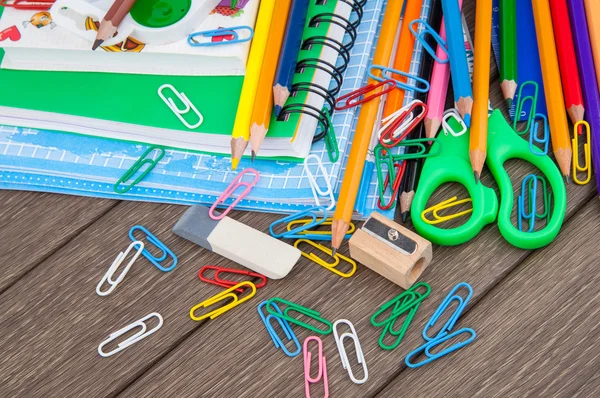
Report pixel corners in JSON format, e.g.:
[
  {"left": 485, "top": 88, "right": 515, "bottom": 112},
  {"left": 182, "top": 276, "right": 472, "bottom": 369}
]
[{"left": 130, "top": 0, "right": 192, "bottom": 28}]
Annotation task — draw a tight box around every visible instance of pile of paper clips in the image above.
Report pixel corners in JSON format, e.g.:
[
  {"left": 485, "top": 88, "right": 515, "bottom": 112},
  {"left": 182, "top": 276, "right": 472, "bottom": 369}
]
[{"left": 517, "top": 174, "right": 552, "bottom": 232}]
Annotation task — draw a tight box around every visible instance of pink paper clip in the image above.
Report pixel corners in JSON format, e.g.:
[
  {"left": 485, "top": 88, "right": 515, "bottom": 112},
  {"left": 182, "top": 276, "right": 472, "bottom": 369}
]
[
  {"left": 209, "top": 168, "right": 259, "bottom": 220},
  {"left": 303, "top": 336, "right": 329, "bottom": 398}
]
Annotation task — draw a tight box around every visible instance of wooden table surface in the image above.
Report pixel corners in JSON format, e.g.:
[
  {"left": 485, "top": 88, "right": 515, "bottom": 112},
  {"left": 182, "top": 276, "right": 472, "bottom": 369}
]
[{"left": 2, "top": 2, "right": 600, "bottom": 397}]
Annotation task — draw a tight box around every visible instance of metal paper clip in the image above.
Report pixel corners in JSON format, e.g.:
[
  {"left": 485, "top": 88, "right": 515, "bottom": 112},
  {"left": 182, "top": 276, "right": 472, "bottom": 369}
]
[
  {"left": 374, "top": 145, "right": 401, "bottom": 210},
  {"left": 572, "top": 121, "right": 592, "bottom": 185},
  {"left": 405, "top": 328, "right": 476, "bottom": 368},
  {"left": 113, "top": 146, "right": 165, "bottom": 194},
  {"left": 513, "top": 81, "right": 539, "bottom": 135},
  {"left": 267, "top": 298, "right": 333, "bottom": 335},
  {"left": 379, "top": 100, "right": 428, "bottom": 148},
  {"left": 423, "top": 282, "right": 473, "bottom": 341},
  {"left": 269, "top": 207, "right": 328, "bottom": 238},
  {"left": 409, "top": 19, "right": 449, "bottom": 64},
  {"left": 421, "top": 196, "right": 474, "bottom": 225},
  {"left": 378, "top": 297, "right": 420, "bottom": 350},
  {"left": 517, "top": 174, "right": 551, "bottom": 232},
  {"left": 158, "top": 84, "right": 203, "bottom": 129},
  {"left": 285, "top": 218, "right": 355, "bottom": 241},
  {"left": 333, "top": 320, "right": 368, "bottom": 384},
  {"left": 334, "top": 80, "right": 396, "bottom": 110},
  {"left": 529, "top": 114, "right": 550, "bottom": 156},
  {"left": 304, "top": 154, "right": 335, "bottom": 210},
  {"left": 371, "top": 282, "right": 431, "bottom": 327},
  {"left": 98, "top": 312, "right": 163, "bottom": 358},
  {"left": 129, "top": 225, "right": 177, "bottom": 272},
  {"left": 1, "top": 0, "right": 54, "bottom": 9},
  {"left": 190, "top": 281, "right": 256, "bottom": 321},
  {"left": 294, "top": 239, "right": 357, "bottom": 278},
  {"left": 442, "top": 109, "right": 468, "bottom": 137},
  {"left": 322, "top": 110, "right": 339, "bottom": 163},
  {"left": 304, "top": 336, "right": 329, "bottom": 398},
  {"left": 209, "top": 168, "right": 260, "bottom": 220},
  {"left": 380, "top": 162, "right": 406, "bottom": 211},
  {"left": 392, "top": 138, "right": 442, "bottom": 161},
  {"left": 96, "top": 241, "right": 144, "bottom": 297},
  {"left": 188, "top": 26, "right": 254, "bottom": 47},
  {"left": 198, "top": 266, "right": 267, "bottom": 292},
  {"left": 257, "top": 301, "right": 301, "bottom": 357},
  {"left": 368, "top": 65, "right": 431, "bottom": 93},
  {"left": 377, "top": 102, "right": 417, "bottom": 141}
]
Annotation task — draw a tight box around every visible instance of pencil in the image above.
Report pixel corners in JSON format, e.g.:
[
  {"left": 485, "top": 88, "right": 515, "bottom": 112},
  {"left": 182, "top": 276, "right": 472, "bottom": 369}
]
[
  {"left": 532, "top": 0, "right": 572, "bottom": 180},
  {"left": 549, "top": 0, "right": 585, "bottom": 124},
  {"left": 441, "top": 0, "right": 473, "bottom": 126},
  {"left": 470, "top": 0, "right": 493, "bottom": 183},
  {"left": 570, "top": 0, "right": 600, "bottom": 196},
  {"left": 425, "top": 0, "right": 464, "bottom": 139},
  {"left": 331, "top": 0, "right": 405, "bottom": 254},
  {"left": 249, "top": 0, "right": 293, "bottom": 161},
  {"left": 230, "top": 0, "right": 276, "bottom": 170},
  {"left": 273, "top": 0, "right": 310, "bottom": 117},
  {"left": 382, "top": 0, "right": 423, "bottom": 119},
  {"left": 92, "top": 0, "right": 137, "bottom": 51},
  {"left": 499, "top": 0, "right": 517, "bottom": 108},
  {"left": 584, "top": 0, "right": 600, "bottom": 93}
]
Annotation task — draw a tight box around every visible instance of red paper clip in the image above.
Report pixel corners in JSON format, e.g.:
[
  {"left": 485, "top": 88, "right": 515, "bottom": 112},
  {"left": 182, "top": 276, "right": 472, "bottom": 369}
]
[
  {"left": 379, "top": 101, "right": 428, "bottom": 148},
  {"left": 378, "top": 162, "right": 406, "bottom": 211},
  {"left": 0, "top": 0, "right": 55, "bottom": 10},
  {"left": 198, "top": 266, "right": 267, "bottom": 293},
  {"left": 334, "top": 79, "right": 396, "bottom": 111}
]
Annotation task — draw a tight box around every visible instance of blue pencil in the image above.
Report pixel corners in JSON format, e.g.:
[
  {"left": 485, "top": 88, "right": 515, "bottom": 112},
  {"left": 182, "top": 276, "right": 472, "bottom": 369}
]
[
  {"left": 273, "top": 0, "right": 310, "bottom": 117},
  {"left": 441, "top": 0, "right": 473, "bottom": 126}
]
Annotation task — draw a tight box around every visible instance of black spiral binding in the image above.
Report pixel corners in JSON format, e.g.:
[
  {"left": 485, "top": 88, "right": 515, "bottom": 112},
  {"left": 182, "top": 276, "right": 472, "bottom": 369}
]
[{"left": 278, "top": 0, "right": 367, "bottom": 144}]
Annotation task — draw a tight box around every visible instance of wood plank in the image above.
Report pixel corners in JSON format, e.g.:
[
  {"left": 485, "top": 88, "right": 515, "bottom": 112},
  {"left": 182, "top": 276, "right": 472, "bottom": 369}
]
[{"left": 377, "top": 198, "right": 600, "bottom": 397}]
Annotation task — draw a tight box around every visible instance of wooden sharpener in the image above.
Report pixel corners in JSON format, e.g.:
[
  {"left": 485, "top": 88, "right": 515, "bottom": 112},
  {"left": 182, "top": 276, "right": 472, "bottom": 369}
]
[{"left": 349, "top": 212, "right": 432, "bottom": 289}]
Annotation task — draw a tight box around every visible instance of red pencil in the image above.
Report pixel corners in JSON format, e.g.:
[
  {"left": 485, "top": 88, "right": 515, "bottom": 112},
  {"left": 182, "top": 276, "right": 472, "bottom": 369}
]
[{"left": 549, "top": 0, "right": 585, "bottom": 124}]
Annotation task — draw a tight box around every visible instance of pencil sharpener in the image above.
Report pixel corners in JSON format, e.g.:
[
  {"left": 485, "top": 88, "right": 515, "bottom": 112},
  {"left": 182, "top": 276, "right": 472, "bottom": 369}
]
[{"left": 50, "top": 0, "right": 221, "bottom": 46}]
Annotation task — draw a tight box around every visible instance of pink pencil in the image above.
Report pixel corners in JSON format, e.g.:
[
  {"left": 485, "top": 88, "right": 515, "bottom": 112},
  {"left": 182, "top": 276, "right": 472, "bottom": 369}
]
[{"left": 425, "top": 0, "right": 464, "bottom": 139}]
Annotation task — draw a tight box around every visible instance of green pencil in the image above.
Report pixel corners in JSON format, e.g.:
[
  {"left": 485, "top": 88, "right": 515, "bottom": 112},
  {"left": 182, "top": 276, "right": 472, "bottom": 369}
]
[{"left": 500, "top": 0, "right": 517, "bottom": 108}]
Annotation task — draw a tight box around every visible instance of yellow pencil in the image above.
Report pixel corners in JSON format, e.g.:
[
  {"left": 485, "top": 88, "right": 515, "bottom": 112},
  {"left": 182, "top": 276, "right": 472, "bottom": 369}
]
[
  {"left": 249, "top": 0, "right": 293, "bottom": 161},
  {"left": 230, "top": 0, "right": 276, "bottom": 170},
  {"left": 584, "top": 0, "right": 600, "bottom": 93}
]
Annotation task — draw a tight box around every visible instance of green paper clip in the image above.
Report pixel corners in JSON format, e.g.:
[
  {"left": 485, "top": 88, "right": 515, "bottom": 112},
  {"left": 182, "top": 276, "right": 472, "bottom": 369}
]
[
  {"left": 513, "top": 81, "right": 539, "bottom": 136},
  {"left": 266, "top": 298, "right": 333, "bottom": 335},
  {"left": 323, "top": 109, "right": 339, "bottom": 163},
  {"left": 374, "top": 144, "right": 397, "bottom": 209},
  {"left": 113, "top": 146, "right": 165, "bottom": 194},
  {"left": 392, "top": 138, "right": 441, "bottom": 161}
]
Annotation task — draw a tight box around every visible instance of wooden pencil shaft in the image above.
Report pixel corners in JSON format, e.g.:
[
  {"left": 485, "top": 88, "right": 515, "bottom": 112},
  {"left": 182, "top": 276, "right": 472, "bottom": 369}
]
[
  {"left": 499, "top": 0, "right": 517, "bottom": 83},
  {"left": 104, "top": 0, "right": 137, "bottom": 23}
]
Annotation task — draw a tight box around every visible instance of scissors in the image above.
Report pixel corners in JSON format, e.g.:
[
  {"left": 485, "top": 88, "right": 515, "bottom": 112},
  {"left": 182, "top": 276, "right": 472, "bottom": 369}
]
[{"left": 411, "top": 109, "right": 566, "bottom": 250}]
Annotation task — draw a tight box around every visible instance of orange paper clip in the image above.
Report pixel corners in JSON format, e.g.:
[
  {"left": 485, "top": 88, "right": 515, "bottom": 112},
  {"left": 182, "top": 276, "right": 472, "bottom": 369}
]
[
  {"left": 198, "top": 265, "right": 267, "bottom": 292},
  {"left": 334, "top": 80, "right": 396, "bottom": 111},
  {"left": 0, "top": 0, "right": 54, "bottom": 10},
  {"left": 209, "top": 168, "right": 259, "bottom": 220},
  {"left": 379, "top": 100, "right": 427, "bottom": 148}
]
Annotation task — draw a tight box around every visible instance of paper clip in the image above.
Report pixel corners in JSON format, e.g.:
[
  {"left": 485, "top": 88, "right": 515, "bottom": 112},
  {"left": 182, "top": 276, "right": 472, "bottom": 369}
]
[
  {"left": 517, "top": 174, "right": 551, "bottom": 232},
  {"left": 113, "top": 146, "right": 165, "bottom": 194},
  {"left": 392, "top": 138, "right": 442, "bottom": 161},
  {"left": 442, "top": 109, "right": 468, "bottom": 137},
  {"left": 269, "top": 207, "right": 328, "bottom": 238},
  {"left": 188, "top": 26, "right": 254, "bottom": 47},
  {"left": 380, "top": 162, "right": 406, "bottom": 211},
  {"left": 294, "top": 239, "right": 357, "bottom": 278},
  {"left": 158, "top": 84, "right": 203, "bottom": 129},
  {"left": 409, "top": 19, "right": 449, "bottom": 64},
  {"left": 513, "top": 81, "right": 539, "bottom": 135},
  {"left": 209, "top": 168, "right": 260, "bottom": 220},
  {"left": 267, "top": 298, "right": 333, "bottom": 335},
  {"left": 303, "top": 337, "right": 329, "bottom": 398},
  {"left": 334, "top": 80, "right": 396, "bottom": 110},
  {"left": 98, "top": 313, "right": 163, "bottom": 358},
  {"left": 405, "top": 328, "right": 476, "bottom": 368},
  {"left": 422, "top": 282, "right": 473, "bottom": 341},
  {"left": 378, "top": 298, "right": 420, "bottom": 350},
  {"left": 528, "top": 113, "right": 550, "bottom": 156},
  {"left": 198, "top": 266, "right": 267, "bottom": 292},
  {"left": 333, "top": 320, "right": 368, "bottom": 384},
  {"left": 371, "top": 282, "right": 431, "bottom": 327},
  {"left": 374, "top": 145, "right": 404, "bottom": 211},
  {"left": 96, "top": 241, "right": 144, "bottom": 297},
  {"left": 257, "top": 301, "right": 301, "bottom": 357},
  {"left": 572, "top": 121, "right": 592, "bottom": 185},
  {"left": 0, "top": 0, "right": 54, "bottom": 9},
  {"left": 129, "top": 225, "right": 177, "bottom": 272},
  {"left": 190, "top": 281, "right": 256, "bottom": 321},
  {"left": 304, "top": 154, "right": 335, "bottom": 211},
  {"left": 322, "top": 110, "right": 339, "bottom": 163},
  {"left": 378, "top": 100, "right": 428, "bottom": 148},
  {"left": 368, "top": 65, "right": 431, "bottom": 93},
  {"left": 421, "top": 196, "right": 473, "bottom": 225},
  {"left": 285, "top": 218, "right": 355, "bottom": 241}
]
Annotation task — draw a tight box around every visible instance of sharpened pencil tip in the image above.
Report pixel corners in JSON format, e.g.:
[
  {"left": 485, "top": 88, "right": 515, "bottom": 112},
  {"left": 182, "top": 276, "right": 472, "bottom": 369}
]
[
  {"left": 505, "top": 98, "right": 513, "bottom": 110},
  {"left": 274, "top": 105, "right": 282, "bottom": 118},
  {"left": 564, "top": 175, "right": 570, "bottom": 185},
  {"left": 474, "top": 171, "right": 480, "bottom": 184},
  {"left": 251, "top": 151, "right": 256, "bottom": 162},
  {"left": 331, "top": 248, "right": 337, "bottom": 257},
  {"left": 92, "top": 40, "right": 103, "bottom": 51},
  {"left": 231, "top": 158, "right": 240, "bottom": 170},
  {"left": 401, "top": 211, "right": 409, "bottom": 223}
]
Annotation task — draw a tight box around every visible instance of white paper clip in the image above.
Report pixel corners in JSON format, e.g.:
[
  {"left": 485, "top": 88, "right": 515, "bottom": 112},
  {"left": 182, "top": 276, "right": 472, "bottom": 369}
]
[
  {"left": 333, "top": 319, "right": 368, "bottom": 384},
  {"left": 98, "top": 312, "right": 163, "bottom": 358},
  {"left": 96, "top": 241, "right": 144, "bottom": 297},
  {"left": 158, "top": 84, "right": 203, "bottom": 129},
  {"left": 303, "top": 154, "right": 335, "bottom": 211},
  {"left": 442, "top": 109, "right": 467, "bottom": 137},
  {"left": 377, "top": 99, "right": 424, "bottom": 140}
]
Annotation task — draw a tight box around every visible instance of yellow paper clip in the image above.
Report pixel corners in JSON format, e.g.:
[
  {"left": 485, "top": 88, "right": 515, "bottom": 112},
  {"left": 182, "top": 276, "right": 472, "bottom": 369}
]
[
  {"left": 421, "top": 196, "right": 473, "bottom": 225},
  {"left": 572, "top": 121, "right": 592, "bottom": 185},
  {"left": 189, "top": 281, "right": 256, "bottom": 321},
  {"left": 294, "top": 239, "right": 357, "bottom": 278},
  {"left": 286, "top": 218, "right": 356, "bottom": 241}
]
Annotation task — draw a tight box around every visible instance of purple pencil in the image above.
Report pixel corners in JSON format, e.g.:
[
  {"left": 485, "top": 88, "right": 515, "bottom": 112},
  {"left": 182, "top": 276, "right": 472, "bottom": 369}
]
[{"left": 568, "top": 0, "right": 600, "bottom": 194}]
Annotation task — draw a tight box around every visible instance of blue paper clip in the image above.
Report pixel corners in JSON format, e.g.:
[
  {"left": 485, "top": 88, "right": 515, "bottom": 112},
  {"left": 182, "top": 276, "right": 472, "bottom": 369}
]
[
  {"left": 128, "top": 225, "right": 177, "bottom": 272},
  {"left": 518, "top": 174, "right": 551, "bottom": 232},
  {"left": 188, "top": 26, "right": 254, "bottom": 47},
  {"left": 257, "top": 301, "right": 301, "bottom": 357},
  {"left": 422, "top": 282, "right": 473, "bottom": 341},
  {"left": 368, "top": 65, "right": 430, "bottom": 94},
  {"left": 529, "top": 113, "right": 549, "bottom": 156},
  {"left": 409, "top": 19, "right": 449, "bottom": 64},
  {"left": 269, "top": 207, "right": 328, "bottom": 239},
  {"left": 405, "top": 328, "right": 477, "bottom": 368}
]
